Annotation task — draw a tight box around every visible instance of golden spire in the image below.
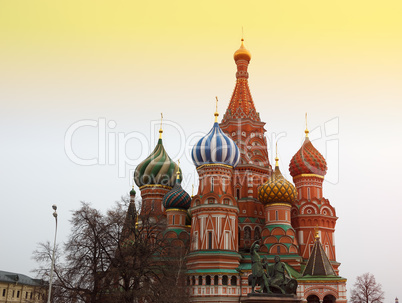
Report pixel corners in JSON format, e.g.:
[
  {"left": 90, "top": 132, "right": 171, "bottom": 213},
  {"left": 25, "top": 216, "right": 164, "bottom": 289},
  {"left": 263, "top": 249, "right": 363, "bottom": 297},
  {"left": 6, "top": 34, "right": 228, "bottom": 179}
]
[
  {"left": 234, "top": 38, "right": 251, "bottom": 62},
  {"left": 191, "top": 184, "right": 194, "bottom": 198},
  {"left": 214, "top": 96, "right": 219, "bottom": 122},
  {"left": 159, "top": 113, "right": 163, "bottom": 139},
  {"left": 305, "top": 112, "right": 309, "bottom": 138},
  {"left": 176, "top": 159, "right": 181, "bottom": 180},
  {"left": 275, "top": 142, "right": 279, "bottom": 167}
]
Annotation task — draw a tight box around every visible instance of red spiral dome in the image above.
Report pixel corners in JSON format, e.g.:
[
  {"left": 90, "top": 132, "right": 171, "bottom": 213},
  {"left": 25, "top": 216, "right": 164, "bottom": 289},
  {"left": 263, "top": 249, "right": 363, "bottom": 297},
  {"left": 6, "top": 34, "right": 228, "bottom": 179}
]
[{"left": 289, "top": 137, "right": 327, "bottom": 177}]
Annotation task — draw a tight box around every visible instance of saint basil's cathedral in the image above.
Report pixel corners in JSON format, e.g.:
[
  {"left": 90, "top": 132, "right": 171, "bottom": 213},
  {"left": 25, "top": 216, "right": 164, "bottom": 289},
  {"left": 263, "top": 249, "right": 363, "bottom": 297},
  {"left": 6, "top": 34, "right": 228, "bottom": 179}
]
[{"left": 132, "top": 39, "right": 347, "bottom": 303}]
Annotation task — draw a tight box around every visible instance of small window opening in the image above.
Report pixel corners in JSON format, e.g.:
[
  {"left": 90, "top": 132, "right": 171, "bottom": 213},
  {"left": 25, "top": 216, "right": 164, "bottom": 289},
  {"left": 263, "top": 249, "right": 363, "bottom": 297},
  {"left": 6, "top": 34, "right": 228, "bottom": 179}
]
[{"left": 208, "top": 231, "right": 213, "bottom": 249}]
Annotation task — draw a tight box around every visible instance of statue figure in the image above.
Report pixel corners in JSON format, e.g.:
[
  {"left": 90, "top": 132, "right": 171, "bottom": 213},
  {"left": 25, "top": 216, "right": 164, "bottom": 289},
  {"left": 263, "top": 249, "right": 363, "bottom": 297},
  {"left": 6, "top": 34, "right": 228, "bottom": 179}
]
[
  {"left": 267, "top": 255, "right": 287, "bottom": 293},
  {"left": 249, "top": 241, "right": 271, "bottom": 293},
  {"left": 266, "top": 255, "right": 298, "bottom": 295},
  {"left": 248, "top": 246, "right": 299, "bottom": 296}
]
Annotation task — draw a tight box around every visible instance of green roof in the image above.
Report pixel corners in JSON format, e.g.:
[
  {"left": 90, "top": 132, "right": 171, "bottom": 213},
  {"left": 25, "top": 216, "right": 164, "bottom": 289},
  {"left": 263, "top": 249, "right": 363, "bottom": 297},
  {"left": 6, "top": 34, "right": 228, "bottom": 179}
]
[
  {"left": 265, "top": 224, "right": 295, "bottom": 232},
  {"left": 239, "top": 217, "right": 264, "bottom": 224},
  {"left": 284, "top": 263, "right": 302, "bottom": 279},
  {"left": 237, "top": 263, "right": 252, "bottom": 271},
  {"left": 298, "top": 275, "right": 347, "bottom": 282},
  {"left": 188, "top": 250, "right": 241, "bottom": 257},
  {"left": 163, "top": 228, "right": 189, "bottom": 236}
]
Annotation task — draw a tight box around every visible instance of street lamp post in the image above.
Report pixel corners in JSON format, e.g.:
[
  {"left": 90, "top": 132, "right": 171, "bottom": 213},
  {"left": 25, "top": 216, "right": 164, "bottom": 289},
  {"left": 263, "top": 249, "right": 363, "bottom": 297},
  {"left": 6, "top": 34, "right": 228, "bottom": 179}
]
[{"left": 47, "top": 205, "right": 58, "bottom": 303}]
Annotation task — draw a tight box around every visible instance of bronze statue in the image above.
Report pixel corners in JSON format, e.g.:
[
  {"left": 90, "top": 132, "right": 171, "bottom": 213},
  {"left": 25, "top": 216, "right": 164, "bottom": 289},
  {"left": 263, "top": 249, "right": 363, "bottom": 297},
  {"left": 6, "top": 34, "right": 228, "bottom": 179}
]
[
  {"left": 248, "top": 242, "right": 298, "bottom": 295},
  {"left": 267, "top": 255, "right": 287, "bottom": 294},
  {"left": 249, "top": 241, "right": 271, "bottom": 293}
]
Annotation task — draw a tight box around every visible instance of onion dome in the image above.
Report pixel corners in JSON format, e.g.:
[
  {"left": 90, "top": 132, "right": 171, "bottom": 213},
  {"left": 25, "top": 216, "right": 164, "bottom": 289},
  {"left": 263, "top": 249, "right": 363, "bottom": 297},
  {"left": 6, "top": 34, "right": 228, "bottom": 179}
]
[
  {"left": 192, "top": 110, "right": 240, "bottom": 168},
  {"left": 259, "top": 156, "right": 297, "bottom": 205},
  {"left": 134, "top": 138, "right": 181, "bottom": 187},
  {"left": 130, "top": 186, "right": 136, "bottom": 196},
  {"left": 234, "top": 39, "right": 251, "bottom": 62},
  {"left": 163, "top": 169, "right": 191, "bottom": 210},
  {"left": 289, "top": 123, "right": 327, "bottom": 177}
]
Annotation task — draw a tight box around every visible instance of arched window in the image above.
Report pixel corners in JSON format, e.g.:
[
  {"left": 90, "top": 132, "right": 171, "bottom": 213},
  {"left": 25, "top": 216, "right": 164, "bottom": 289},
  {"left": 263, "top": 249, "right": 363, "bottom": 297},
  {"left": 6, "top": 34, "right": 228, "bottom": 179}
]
[
  {"left": 222, "top": 275, "right": 228, "bottom": 285},
  {"left": 277, "top": 245, "right": 280, "bottom": 254},
  {"left": 172, "top": 215, "right": 175, "bottom": 225},
  {"left": 244, "top": 227, "right": 251, "bottom": 240},
  {"left": 211, "top": 177, "right": 214, "bottom": 192},
  {"left": 307, "top": 295, "right": 320, "bottom": 303},
  {"left": 206, "top": 276, "right": 211, "bottom": 285},
  {"left": 275, "top": 210, "right": 279, "bottom": 221},
  {"left": 307, "top": 187, "right": 311, "bottom": 200},
  {"left": 192, "top": 276, "right": 195, "bottom": 285},
  {"left": 214, "top": 275, "right": 219, "bottom": 285},
  {"left": 231, "top": 276, "right": 237, "bottom": 286},
  {"left": 323, "top": 294, "right": 336, "bottom": 303},
  {"left": 198, "top": 276, "right": 203, "bottom": 286},
  {"left": 254, "top": 227, "right": 261, "bottom": 241},
  {"left": 236, "top": 188, "right": 240, "bottom": 199}
]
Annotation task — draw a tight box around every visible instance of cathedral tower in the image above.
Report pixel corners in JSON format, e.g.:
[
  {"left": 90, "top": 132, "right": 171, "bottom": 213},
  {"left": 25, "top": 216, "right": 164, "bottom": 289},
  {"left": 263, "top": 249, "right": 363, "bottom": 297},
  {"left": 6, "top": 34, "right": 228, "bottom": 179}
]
[
  {"left": 258, "top": 150, "right": 302, "bottom": 270},
  {"left": 134, "top": 120, "right": 181, "bottom": 224},
  {"left": 220, "top": 40, "right": 271, "bottom": 251},
  {"left": 187, "top": 110, "right": 242, "bottom": 299},
  {"left": 163, "top": 165, "right": 192, "bottom": 232},
  {"left": 289, "top": 120, "right": 339, "bottom": 272}
]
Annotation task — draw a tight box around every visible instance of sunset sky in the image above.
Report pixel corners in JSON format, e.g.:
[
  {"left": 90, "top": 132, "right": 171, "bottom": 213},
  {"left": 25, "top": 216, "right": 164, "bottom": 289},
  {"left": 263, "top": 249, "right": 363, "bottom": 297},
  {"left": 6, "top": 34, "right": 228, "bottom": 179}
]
[{"left": 1, "top": 1, "right": 401, "bottom": 301}]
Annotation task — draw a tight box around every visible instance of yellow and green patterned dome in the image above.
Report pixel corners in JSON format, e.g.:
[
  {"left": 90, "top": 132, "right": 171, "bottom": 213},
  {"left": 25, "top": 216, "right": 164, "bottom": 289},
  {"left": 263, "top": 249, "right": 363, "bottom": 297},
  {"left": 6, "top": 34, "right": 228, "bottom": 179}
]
[{"left": 258, "top": 158, "right": 297, "bottom": 205}]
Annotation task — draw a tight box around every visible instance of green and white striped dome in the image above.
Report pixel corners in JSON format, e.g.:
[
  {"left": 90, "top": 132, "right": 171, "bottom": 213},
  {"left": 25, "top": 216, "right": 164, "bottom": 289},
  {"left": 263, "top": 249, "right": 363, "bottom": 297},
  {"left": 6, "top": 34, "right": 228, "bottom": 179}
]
[{"left": 134, "top": 138, "right": 181, "bottom": 188}]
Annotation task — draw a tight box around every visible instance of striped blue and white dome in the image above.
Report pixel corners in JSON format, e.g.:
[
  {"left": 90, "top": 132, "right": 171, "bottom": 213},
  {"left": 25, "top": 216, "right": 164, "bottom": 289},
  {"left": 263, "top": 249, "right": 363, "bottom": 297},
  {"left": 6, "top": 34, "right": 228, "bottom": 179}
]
[{"left": 192, "top": 122, "right": 240, "bottom": 168}]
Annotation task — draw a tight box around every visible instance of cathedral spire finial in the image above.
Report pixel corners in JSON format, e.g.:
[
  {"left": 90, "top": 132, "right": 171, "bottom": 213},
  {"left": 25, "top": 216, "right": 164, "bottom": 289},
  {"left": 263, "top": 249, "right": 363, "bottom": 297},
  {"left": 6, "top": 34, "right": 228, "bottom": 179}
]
[
  {"left": 275, "top": 142, "right": 279, "bottom": 167},
  {"left": 191, "top": 184, "right": 194, "bottom": 198},
  {"left": 159, "top": 113, "right": 163, "bottom": 139},
  {"left": 305, "top": 113, "right": 309, "bottom": 138},
  {"left": 176, "top": 159, "right": 181, "bottom": 180},
  {"left": 214, "top": 96, "right": 219, "bottom": 122}
]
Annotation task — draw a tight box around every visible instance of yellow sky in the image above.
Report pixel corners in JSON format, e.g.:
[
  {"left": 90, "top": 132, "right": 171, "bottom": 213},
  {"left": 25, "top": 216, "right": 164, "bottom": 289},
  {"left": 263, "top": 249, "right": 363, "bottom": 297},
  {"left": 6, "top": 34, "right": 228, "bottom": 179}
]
[
  {"left": 1, "top": 1, "right": 401, "bottom": 54},
  {"left": 1, "top": 0, "right": 401, "bottom": 114}
]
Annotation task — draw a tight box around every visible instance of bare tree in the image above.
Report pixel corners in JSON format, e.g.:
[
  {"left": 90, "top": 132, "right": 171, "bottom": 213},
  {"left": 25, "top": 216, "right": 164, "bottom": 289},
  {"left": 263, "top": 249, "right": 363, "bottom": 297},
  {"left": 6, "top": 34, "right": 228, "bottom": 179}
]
[
  {"left": 350, "top": 273, "right": 385, "bottom": 303},
  {"left": 33, "top": 199, "right": 189, "bottom": 303},
  {"left": 34, "top": 202, "right": 116, "bottom": 303},
  {"left": 103, "top": 200, "right": 190, "bottom": 303}
]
